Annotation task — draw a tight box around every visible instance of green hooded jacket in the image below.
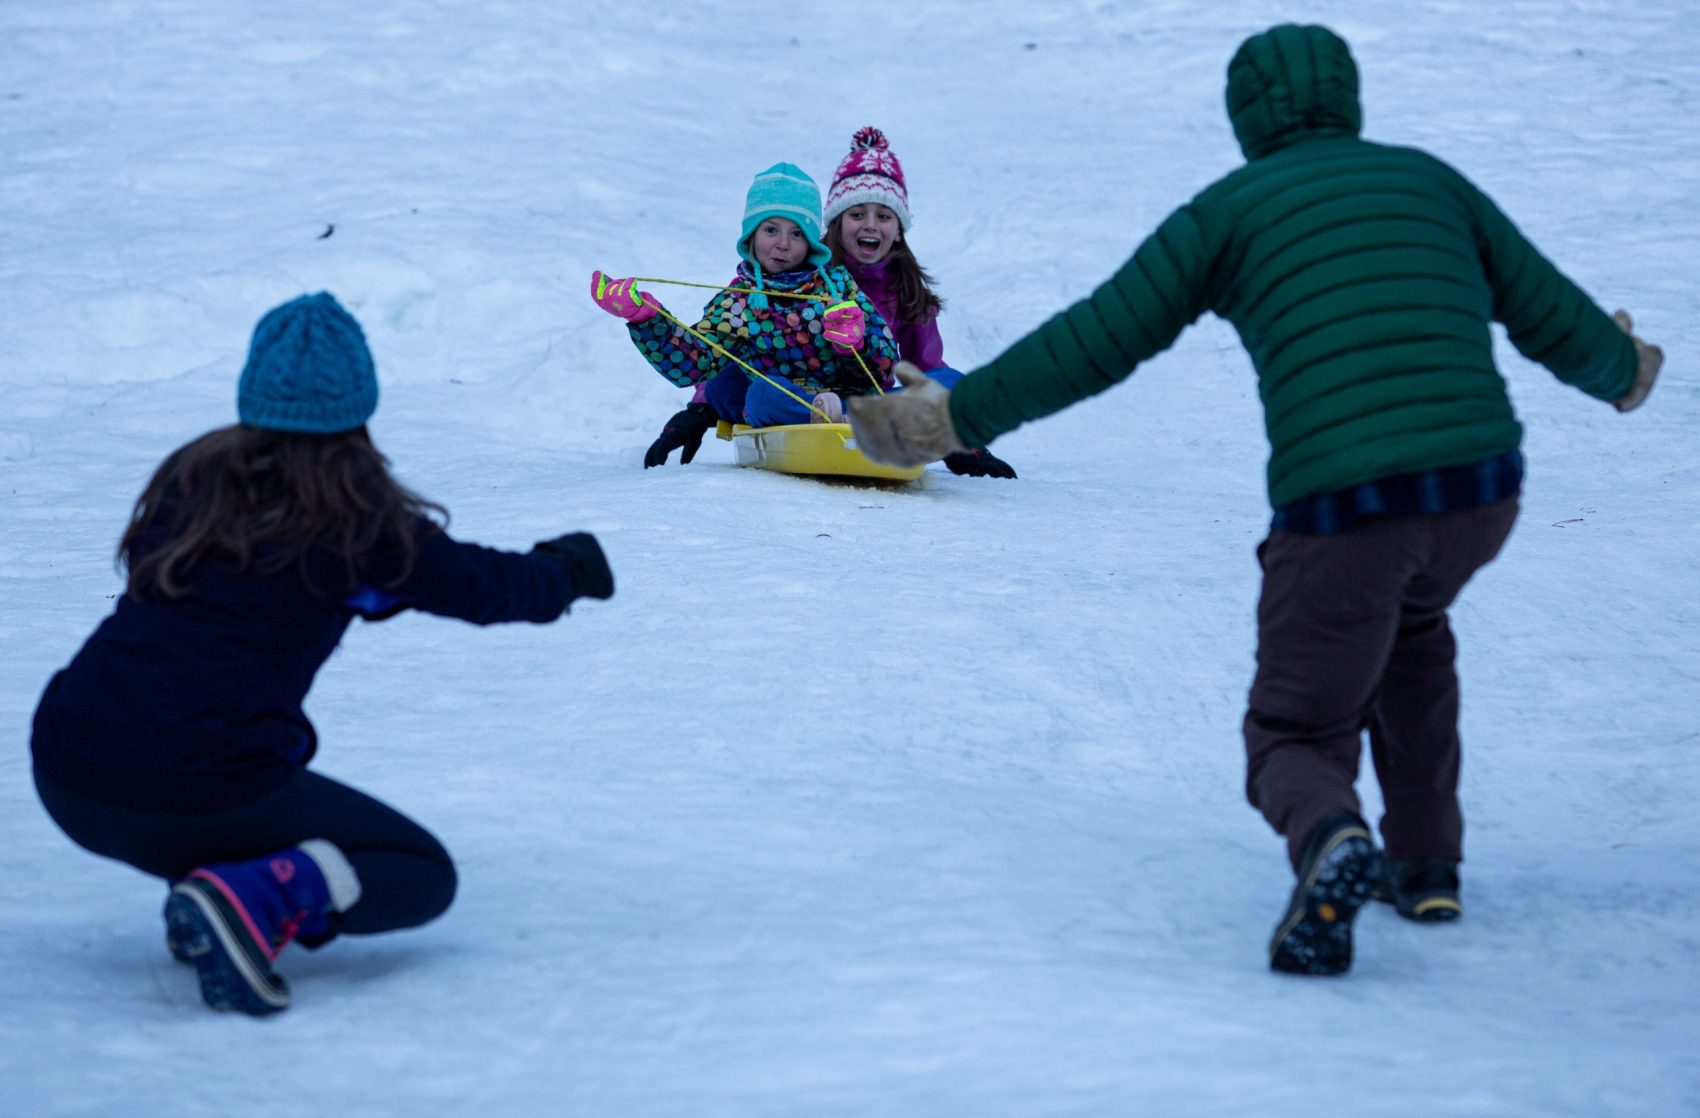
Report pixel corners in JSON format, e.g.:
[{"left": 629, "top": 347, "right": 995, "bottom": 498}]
[{"left": 949, "top": 24, "right": 1636, "bottom": 508}]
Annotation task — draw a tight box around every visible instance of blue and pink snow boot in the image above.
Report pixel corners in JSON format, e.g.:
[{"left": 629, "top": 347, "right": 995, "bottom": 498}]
[{"left": 164, "top": 839, "right": 361, "bottom": 1016}]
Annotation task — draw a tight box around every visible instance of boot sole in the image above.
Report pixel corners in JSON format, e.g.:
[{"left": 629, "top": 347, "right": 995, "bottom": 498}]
[
  {"left": 164, "top": 883, "right": 290, "bottom": 1015},
  {"left": 1269, "top": 831, "right": 1381, "bottom": 976},
  {"left": 166, "top": 932, "right": 194, "bottom": 964}
]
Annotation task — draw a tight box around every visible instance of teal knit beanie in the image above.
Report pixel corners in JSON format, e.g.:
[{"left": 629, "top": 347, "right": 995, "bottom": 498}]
[
  {"left": 237, "top": 292, "right": 379, "bottom": 434},
  {"left": 736, "top": 162, "right": 831, "bottom": 270}
]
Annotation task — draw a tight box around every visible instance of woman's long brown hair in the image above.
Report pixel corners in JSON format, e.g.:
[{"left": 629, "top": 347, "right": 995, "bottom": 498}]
[
  {"left": 825, "top": 216, "right": 943, "bottom": 326},
  {"left": 121, "top": 424, "right": 446, "bottom": 600}
]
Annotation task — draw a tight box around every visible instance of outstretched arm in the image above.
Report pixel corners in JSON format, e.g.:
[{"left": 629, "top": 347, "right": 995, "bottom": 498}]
[
  {"left": 592, "top": 270, "right": 732, "bottom": 387},
  {"left": 1467, "top": 188, "right": 1643, "bottom": 404},
  {"left": 849, "top": 205, "right": 1217, "bottom": 465},
  {"left": 358, "top": 527, "right": 613, "bottom": 626},
  {"left": 948, "top": 205, "right": 1216, "bottom": 449}
]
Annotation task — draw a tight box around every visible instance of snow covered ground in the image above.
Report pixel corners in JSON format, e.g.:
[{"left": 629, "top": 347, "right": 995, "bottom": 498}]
[{"left": 3, "top": 1, "right": 1696, "bottom": 1114}]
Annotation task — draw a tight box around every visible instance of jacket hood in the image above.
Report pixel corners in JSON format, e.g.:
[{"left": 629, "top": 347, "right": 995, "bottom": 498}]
[{"left": 1226, "top": 24, "right": 1362, "bottom": 160}]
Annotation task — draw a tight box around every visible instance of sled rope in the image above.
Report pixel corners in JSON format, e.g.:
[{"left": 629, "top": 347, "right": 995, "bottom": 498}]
[
  {"left": 649, "top": 304, "right": 834, "bottom": 422},
  {"left": 628, "top": 276, "right": 833, "bottom": 303},
  {"left": 631, "top": 276, "right": 887, "bottom": 396},
  {"left": 858, "top": 352, "right": 887, "bottom": 395}
]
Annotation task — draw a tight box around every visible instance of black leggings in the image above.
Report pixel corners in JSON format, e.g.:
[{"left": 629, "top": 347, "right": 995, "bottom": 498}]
[{"left": 35, "top": 768, "right": 456, "bottom": 937}]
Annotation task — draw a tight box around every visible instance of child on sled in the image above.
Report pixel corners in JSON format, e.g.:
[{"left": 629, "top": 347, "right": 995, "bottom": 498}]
[{"left": 593, "top": 162, "right": 899, "bottom": 465}]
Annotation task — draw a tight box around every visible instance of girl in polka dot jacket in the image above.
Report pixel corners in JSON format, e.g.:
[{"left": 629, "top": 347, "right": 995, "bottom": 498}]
[{"left": 592, "top": 162, "right": 899, "bottom": 465}]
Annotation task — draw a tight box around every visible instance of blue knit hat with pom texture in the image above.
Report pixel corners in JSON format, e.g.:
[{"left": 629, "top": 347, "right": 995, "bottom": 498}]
[
  {"left": 737, "top": 162, "right": 831, "bottom": 270},
  {"left": 238, "top": 292, "right": 378, "bottom": 434}
]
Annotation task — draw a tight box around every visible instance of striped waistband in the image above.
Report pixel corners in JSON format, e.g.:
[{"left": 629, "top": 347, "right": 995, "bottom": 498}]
[{"left": 1271, "top": 450, "right": 1524, "bottom": 535}]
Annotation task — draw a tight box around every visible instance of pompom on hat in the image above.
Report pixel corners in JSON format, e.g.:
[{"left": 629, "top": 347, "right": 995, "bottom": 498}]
[
  {"left": 823, "top": 126, "right": 912, "bottom": 231},
  {"left": 237, "top": 292, "right": 379, "bottom": 434}
]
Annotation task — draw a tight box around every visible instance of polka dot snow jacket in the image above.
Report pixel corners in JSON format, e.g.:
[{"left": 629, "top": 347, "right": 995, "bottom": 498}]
[{"left": 626, "top": 261, "right": 900, "bottom": 397}]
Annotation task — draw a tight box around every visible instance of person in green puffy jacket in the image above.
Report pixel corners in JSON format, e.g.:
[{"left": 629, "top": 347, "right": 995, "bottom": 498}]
[{"left": 849, "top": 23, "right": 1664, "bottom": 977}]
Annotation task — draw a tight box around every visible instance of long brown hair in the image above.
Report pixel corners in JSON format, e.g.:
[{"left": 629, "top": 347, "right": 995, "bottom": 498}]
[
  {"left": 825, "top": 215, "right": 943, "bottom": 326},
  {"left": 121, "top": 424, "right": 445, "bottom": 600}
]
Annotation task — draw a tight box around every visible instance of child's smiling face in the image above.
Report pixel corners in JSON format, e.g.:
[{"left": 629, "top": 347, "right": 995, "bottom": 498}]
[
  {"left": 749, "top": 217, "right": 810, "bottom": 273},
  {"left": 838, "top": 204, "right": 900, "bottom": 265}
]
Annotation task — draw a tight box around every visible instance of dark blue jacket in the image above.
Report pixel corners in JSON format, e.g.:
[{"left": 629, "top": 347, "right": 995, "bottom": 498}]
[{"left": 32, "top": 522, "right": 570, "bottom": 811}]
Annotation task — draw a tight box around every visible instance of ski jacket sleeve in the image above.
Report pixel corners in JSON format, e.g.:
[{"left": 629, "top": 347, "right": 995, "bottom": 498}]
[
  {"left": 848, "top": 280, "right": 901, "bottom": 387},
  {"left": 626, "top": 288, "right": 742, "bottom": 388},
  {"left": 947, "top": 204, "right": 1217, "bottom": 449},
  {"left": 1461, "top": 173, "right": 1637, "bottom": 403},
  {"left": 358, "top": 527, "right": 569, "bottom": 625}
]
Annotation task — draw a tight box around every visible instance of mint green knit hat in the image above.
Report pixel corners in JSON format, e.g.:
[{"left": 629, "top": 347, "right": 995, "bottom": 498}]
[{"left": 736, "top": 162, "right": 831, "bottom": 270}]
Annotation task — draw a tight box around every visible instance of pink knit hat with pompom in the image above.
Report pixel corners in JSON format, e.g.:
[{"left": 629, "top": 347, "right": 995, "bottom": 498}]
[{"left": 823, "top": 126, "right": 912, "bottom": 231}]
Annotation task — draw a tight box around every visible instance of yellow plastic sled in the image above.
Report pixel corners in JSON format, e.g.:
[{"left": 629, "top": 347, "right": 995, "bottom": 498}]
[{"left": 715, "top": 421, "right": 924, "bottom": 483}]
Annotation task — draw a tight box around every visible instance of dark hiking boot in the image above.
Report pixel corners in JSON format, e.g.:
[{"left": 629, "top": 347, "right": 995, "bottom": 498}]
[
  {"left": 944, "top": 448, "right": 1017, "bottom": 479},
  {"left": 1376, "top": 858, "right": 1462, "bottom": 923},
  {"left": 1268, "top": 811, "right": 1382, "bottom": 976}
]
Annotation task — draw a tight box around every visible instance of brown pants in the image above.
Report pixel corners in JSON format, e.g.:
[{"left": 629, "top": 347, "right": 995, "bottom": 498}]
[{"left": 1243, "top": 498, "right": 1519, "bottom": 869}]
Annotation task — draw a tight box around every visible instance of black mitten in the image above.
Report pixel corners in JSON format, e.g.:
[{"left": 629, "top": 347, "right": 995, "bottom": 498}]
[
  {"left": 943, "top": 448, "right": 1018, "bottom": 480},
  {"left": 530, "top": 532, "right": 614, "bottom": 603},
  {"left": 644, "top": 403, "right": 717, "bottom": 468}
]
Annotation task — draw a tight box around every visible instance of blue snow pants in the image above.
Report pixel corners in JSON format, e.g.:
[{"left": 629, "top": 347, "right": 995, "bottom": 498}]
[
  {"left": 700, "top": 368, "right": 750, "bottom": 422},
  {"left": 743, "top": 365, "right": 964, "bottom": 426}
]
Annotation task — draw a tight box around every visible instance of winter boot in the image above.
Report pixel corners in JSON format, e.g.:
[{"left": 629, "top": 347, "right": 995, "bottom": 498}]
[
  {"left": 643, "top": 403, "right": 717, "bottom": 468},
  {"left": 1374, "top": 857, "right": 1462, "bottom": 923},
  {"left": 167, "top": 927, "right": 195, "bottom": 964},
  {"left": 811, "top": 392, "right": 845, "bottom": 424},
  {"left": 943, "top": 448, "right": 1017, "bottom": 479},
  {"left": 163, "top": 839, "right": 361, "bottom": 1016},
  {"left": 1268, "top": 810, "right": 1382, "bottom": 976}
]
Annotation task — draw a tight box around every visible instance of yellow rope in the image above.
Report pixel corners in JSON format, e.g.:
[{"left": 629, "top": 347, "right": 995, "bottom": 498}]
[
  {"left": 854, "top": 349, "right": 886, "bottom": 396},
  {"left": 632, "top": 275, "right": 889, "bottom": 403},
  {"left": 648, "top": 304, "right": 834, "bottom": 422},
  {"left": 628, "top": 276, "right": 833, "bottom": 303}
]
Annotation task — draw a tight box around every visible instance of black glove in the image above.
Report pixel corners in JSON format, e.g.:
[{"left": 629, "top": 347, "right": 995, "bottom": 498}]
[
  {"left": 943, "top": 447, "right": 1018, "bottom": 480},
  {"left": 530, "top": 532, "right": 614, "bottom": 604},
  {"left": 644, "top": 403, "right": 717, "bottom": 468}
]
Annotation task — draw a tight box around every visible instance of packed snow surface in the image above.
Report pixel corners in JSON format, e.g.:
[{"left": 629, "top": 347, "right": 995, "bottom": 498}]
[{"left": 2, "top": 1, "right": 1696, "bottom": 1115}]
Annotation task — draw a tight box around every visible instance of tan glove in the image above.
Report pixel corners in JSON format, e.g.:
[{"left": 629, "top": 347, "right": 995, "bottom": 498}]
[
  {"left": 1612, "top": 310, "right": 1664, "bottom": 413},
  {"left": 847, "top": 362, "right": 969, "bottom": 466}
]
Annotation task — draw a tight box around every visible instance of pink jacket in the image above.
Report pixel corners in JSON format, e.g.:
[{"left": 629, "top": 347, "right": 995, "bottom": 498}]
[{"left": 842, "top": 258, "right": 945, "bottom": 370}]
